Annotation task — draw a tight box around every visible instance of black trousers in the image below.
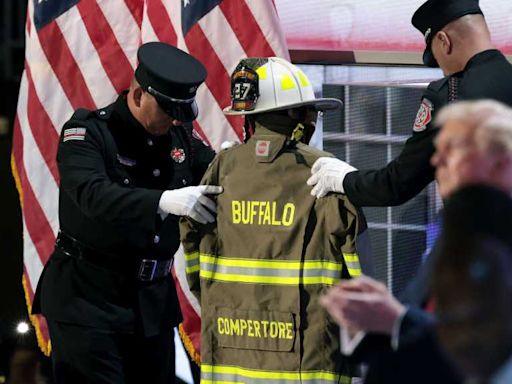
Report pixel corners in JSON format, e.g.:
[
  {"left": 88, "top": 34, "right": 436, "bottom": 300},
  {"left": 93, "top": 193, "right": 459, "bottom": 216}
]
[{"left": 48, "top": 320, "right": 175, "bottom": 384}]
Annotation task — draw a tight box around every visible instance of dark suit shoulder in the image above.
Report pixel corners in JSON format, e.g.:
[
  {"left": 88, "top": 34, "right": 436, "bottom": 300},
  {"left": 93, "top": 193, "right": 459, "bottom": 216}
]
[{"left": 58, "top": 105, "right": 120, "bottom": 169}]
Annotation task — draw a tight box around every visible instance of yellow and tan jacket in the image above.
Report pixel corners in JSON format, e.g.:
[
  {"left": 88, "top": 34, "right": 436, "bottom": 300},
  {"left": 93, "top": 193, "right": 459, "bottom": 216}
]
[{"left": 180, "top": 123, "right": 369, "bottom": 383}]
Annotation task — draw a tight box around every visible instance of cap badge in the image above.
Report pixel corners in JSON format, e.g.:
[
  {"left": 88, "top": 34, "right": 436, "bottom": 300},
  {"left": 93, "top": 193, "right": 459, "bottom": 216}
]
[
  {"left": 171, "top": 147, "right": 186, "bottom": 163},
  {"left": 413, "top": 98, "right": 433, "bottom": 133},
  {"left": 256, "top": 140, "right": 270, "bottom": 157},
  {"left": 424, "top": 27, "right": 432, "bottom": 43}
]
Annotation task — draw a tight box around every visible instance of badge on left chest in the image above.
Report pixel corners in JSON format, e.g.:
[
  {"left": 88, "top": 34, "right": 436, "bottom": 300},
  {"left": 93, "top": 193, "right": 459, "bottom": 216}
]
[{"left": 171, "top": 147, "right": 186, "bottom": 163}]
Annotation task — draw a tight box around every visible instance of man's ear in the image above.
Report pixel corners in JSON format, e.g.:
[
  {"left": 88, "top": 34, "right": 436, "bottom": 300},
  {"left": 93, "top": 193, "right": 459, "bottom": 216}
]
[
  {"left": 132, "top": 86, "right": 143, "bottom": 108},
  {"left": 438, "top": 31, "right": 453, "bottom": 55}
]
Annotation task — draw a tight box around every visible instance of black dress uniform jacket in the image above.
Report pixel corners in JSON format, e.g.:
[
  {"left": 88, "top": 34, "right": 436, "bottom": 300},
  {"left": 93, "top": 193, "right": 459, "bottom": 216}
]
[
  {"left": 344, "top": 49, "right": 512, "bottom": 207},
  {"left": 33, "top": 93, "right": 215, "bottom": 337}
]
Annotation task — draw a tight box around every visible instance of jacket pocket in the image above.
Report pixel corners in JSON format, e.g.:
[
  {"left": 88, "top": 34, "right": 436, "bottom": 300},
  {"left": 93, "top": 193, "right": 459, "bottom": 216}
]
[{"left": 215, "top": 307, "right": 296, "bottom": 352}]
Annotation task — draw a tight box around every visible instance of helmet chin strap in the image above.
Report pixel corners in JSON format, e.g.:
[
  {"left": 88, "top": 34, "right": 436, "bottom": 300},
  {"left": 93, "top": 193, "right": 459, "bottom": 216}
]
[
  {"left": 293, "top": 122, "right": 316, "bottom": 145},
  {"left": 291, "top": 123, "right": 305, "bottom": 142},
  {"left": 289, "top": 109, "right": 316, "bottom": 145}
]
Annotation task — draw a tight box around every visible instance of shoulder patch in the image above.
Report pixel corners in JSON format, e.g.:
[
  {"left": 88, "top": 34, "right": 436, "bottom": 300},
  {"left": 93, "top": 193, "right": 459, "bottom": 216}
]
[
  {"left": 63, "top": 127, "right": 87, "bottom": 142},
  {"left": 413, "top": 99, "right": 434, "bottom": 133}
]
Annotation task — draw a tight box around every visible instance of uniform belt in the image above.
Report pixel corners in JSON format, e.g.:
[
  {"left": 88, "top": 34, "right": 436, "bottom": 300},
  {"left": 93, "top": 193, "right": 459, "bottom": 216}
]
[{"left": 55, "top": 232, "right": 173, "bottom": 282}]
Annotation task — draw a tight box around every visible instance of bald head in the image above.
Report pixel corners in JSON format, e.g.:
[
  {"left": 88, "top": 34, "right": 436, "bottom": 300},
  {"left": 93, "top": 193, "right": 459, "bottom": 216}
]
[
  {"left": 432, "top": 14, "right": 494, "bottom": 75},
  {"left": 444, "top": 14, "right": 491, "bottom": 45}
]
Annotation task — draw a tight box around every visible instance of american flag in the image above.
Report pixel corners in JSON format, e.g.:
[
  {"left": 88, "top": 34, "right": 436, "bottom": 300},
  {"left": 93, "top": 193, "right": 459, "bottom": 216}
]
[{"left": 12, "top": 0, "right": 288, "bottom": 356}]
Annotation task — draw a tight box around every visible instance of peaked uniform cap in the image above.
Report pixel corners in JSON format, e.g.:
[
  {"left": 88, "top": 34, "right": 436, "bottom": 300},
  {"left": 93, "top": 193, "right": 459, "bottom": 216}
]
[
  {"left": 135, "top": 42, "right": 206, "bottom": 100},
  {"left": 411, "top": 0, "right": 483, "bottom": 67},
  {"left": 134, "top": 42, "right": 207, "bottom": 122}
]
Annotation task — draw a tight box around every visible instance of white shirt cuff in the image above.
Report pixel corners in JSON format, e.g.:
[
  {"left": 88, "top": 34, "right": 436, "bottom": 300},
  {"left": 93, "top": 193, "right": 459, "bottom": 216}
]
[
  {"left": 340, "top": 326, "right": 366, "bottom": 356},
  {"left": 391, "top": 306, "right": 409, "bottom": 351},
  {"left": 157, "top": 207, "right": 169, "bottom": 220}
]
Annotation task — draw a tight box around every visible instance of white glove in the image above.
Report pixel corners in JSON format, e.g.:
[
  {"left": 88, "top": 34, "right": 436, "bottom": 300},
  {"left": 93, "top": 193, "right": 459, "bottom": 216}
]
[
  {"left": 158, "top": 185, "right": 223, "bottom": 224},
  {"left": 307, "top": 157, "right": 357, "bottom": 197},
  {"left": 220, "top": 140, "right": 239, "bottom": 150}
]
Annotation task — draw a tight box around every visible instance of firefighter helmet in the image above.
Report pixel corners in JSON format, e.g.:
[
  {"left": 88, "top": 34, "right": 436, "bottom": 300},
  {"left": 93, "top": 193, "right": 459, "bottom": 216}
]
[{"left": 223, "top": 57, "right": 342, "bottom": 115}]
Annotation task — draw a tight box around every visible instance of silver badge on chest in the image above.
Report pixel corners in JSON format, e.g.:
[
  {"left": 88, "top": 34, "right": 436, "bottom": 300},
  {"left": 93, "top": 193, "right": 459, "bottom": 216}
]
[{"left": 171, "top": 147, "right": 186, "bottom": 163}]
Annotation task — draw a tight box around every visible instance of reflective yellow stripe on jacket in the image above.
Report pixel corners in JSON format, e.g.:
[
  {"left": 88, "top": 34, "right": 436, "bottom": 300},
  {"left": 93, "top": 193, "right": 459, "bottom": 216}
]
[
  {"left": 342, "top": 253, "right": 362, "bottom": 277},
  {"left": 201, "top": 364, "right": 351, "bottom": 384},
  {"left": 185, "top": 253, "right": 361, "bottom": 285},
  {"left": 185, "top": 252, "right": 200, "bottom": 273}
]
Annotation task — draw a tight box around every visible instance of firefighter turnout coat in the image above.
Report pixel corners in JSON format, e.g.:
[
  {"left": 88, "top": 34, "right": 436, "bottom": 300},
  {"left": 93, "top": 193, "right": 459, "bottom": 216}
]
[{"left": 180, "top": 123, "right": 369, "bottom": 383}]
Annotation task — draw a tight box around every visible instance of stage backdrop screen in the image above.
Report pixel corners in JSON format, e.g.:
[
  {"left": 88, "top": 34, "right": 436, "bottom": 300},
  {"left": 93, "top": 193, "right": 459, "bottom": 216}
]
[{"left": 275, "top": 0, "right": 512, "bottom": 57}]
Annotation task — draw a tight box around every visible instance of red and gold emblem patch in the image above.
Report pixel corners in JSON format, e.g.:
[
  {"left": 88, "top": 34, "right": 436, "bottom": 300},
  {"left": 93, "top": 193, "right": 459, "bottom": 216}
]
[
  {"left": 413, "top": 98, "right": 433, "bottom": 133},
  {"left": 171, "top": 147, "right": 186, "bottom": 163}
]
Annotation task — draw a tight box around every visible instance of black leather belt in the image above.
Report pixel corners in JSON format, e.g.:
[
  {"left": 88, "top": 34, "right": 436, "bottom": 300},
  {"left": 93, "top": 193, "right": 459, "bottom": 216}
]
[{"left": 55, "top": 232, "right": 173, "bottom": 282}]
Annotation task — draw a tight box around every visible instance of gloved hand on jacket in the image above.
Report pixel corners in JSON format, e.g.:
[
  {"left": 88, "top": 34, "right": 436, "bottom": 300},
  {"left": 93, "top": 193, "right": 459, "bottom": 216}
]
[
  {"left": 307, "top": 157, "right": 357, "bottom": 197},
  {"left": 158, "top": 185, "right": 223, "bottom": 224}
]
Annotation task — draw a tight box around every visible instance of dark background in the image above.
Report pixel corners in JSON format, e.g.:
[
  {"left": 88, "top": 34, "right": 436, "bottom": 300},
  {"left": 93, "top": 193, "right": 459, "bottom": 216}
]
[
  {"left": 1, "top": 0, "right": 34, "bottom": 362},
  {"left": 1, "top": 3, "right": 56, "bottom": 382}
]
